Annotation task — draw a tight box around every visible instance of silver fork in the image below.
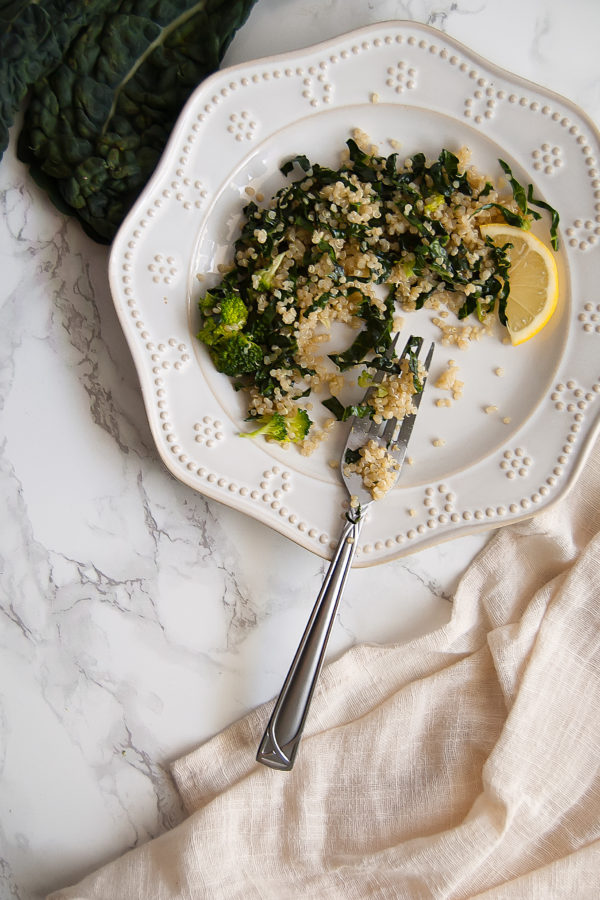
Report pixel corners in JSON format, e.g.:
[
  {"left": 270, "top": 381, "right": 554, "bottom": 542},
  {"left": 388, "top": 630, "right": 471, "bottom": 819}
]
[{"left": 256, "top": 335, "right": 435, "bottom": 771}]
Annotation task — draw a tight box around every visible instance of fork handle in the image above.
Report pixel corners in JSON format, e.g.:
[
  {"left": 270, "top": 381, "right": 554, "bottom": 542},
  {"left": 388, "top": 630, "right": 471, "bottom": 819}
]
[{"left": 256, "top": 512, "right": 365, "bottom": 771}]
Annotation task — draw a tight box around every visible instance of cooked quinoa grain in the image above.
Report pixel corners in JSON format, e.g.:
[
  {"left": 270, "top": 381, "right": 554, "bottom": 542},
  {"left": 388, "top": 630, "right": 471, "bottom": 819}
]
[
  {"left": 343, "top": 438, "right": 401, "bottom": 501},
  {"left": 435, "top": 361, "right": 464, "bottom": 400}
]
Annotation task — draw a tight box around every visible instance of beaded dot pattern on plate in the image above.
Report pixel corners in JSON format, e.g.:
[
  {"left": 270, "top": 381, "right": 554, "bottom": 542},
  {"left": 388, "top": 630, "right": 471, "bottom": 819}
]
[
  {"left": 578, "top": 302, "right": 600, "bottom": 334},
  {"left": 227, "top": 110, "right": 258, "bottom": 142},
  {"left": 194, "top": 416, "right": 225, "bottom": 448},
  {"left": 149, "top": 336, "right": 190, "bottom": 373},
  {"left": 532, "top": 143, "right": 563, "bottom": 175},
  {"left": 500, "top": 447, "right": 533, "bottom": 480},
  {"left": 300, "top": 63, "right": 334, "bottom": 107},
  {"left": 384, "top": 60, "right": 418, "bottom": 94},
  {"left": 148, "top": 253, "right": 178, "bottom": 285}
]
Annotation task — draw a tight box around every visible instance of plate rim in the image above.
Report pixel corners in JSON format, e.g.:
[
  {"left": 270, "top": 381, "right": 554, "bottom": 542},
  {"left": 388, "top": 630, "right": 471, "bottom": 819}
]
[{"left": 108, "top": 19, "right": 600, "bottom": 566}]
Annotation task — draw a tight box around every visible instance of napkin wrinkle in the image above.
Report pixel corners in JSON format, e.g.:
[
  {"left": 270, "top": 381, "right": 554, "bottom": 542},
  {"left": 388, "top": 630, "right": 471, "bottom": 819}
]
[
  {"left": 174, "top": 710, "right": 268, "bottom": 813},
  {"left": 484, "top": 579, "right": 560, "bottom": 710},
  {"left": 48, "top": 438, "right": 600, "bottom": 899},
  {"left": 469, "top": 836, "right": 600, "bottom": 899}
]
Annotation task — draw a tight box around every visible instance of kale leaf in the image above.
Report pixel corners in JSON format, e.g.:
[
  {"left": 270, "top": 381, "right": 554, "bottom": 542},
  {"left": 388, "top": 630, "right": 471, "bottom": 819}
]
[
  {"left": 0, "top": 0, "right": 109, "bottom": 157},
  {"left": 5, "top": 0, "right": 257, "bottom": 243},
  {"left": 322, "top": 397, "right": 372, "bottom": 422},
  {"left": 328, "top": 292, "right": 395, "bottom": 372},
  {"left": 470, "top": 158, "right": 560, "bottom": 250}
]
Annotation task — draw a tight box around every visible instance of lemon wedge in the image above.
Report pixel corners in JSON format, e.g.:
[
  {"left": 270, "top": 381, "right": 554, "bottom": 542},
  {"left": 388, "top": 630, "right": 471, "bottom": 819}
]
[{"left": 479, "top": 224, "right": 559, "bottom": 345}]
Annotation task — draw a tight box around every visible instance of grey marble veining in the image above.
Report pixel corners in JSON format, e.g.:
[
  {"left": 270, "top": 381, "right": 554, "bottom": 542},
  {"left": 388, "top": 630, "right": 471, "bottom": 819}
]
[{"left": 2, "top": 1, "right": 600, "bottom": 897}]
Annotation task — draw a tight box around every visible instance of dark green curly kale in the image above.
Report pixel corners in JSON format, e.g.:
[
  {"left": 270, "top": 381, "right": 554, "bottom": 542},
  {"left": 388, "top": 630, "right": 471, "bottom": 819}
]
[{"left": 1, "top": 0, "right": 257, "bottom": 242}]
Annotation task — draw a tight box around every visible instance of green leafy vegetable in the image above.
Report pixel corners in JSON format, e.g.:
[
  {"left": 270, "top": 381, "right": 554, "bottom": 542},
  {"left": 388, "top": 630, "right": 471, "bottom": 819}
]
[
  {"left": 527, "top": 184, "right": 560, "bottom": 251},
  {"left": 499, "top": 158, "right": 527, "bottom": 213},
  {"left": 471, "top": 158, "right": 560, "bottom": 250},
  {"left": 322, "top": 396, "right": 372, "bottom": 422},
  {"left": 328, "top": 292, "right": 395, "bottom": 372},
  {"left": 470, "top": 202, "right": 530, "bottom": 229},
  {"left": 279, "top": 154, "right": 311, "bottom": 177},
  {"left": 4, "top": 0, "right": 257, "bottom": 242},
  {"left": 0, "top": 0, "right": 109, "bottom": 157}
]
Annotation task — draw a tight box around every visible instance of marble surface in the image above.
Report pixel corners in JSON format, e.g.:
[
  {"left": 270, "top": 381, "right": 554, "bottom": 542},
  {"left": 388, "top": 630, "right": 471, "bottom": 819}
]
[{"left": 1, "top": 1, "right": 599, "bottom": 897}]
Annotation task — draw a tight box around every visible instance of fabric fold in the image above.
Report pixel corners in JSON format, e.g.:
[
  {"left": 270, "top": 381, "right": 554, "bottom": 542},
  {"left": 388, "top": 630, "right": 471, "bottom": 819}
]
[{"left": 49, "top": 439, "right": 600, "bottom": 899}]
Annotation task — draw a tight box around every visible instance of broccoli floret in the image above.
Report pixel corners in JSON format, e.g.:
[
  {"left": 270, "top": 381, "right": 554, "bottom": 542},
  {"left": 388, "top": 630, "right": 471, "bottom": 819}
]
[
  {"left": 197, "top": 284, "right": 262, "bottom": 375},
  {"left": 209, "top": 332, "right": 263, "bottom": 376},
  {"left": 285, "top": 408, "right": 312, "bottom": 442},
  {"left": 220, "top": 292, "right": 248, "bottom": 328},
  {"left": 239, "top": 409, "right": 313, "bottom": 443},
  {"left": 197, "top": 317, "right": 223, "bottom": 348},
  {"left": 198, "top": 288, "right": 220, "bottom": 314},
  {"left": 251, "top": 251, "right": 286, "bottom": 291},
  {"left": 198, "top": 287, "right": 248, "bottom": 329},
  {"left": 239, "top": 413, "right": 289, "bottom": 442}
]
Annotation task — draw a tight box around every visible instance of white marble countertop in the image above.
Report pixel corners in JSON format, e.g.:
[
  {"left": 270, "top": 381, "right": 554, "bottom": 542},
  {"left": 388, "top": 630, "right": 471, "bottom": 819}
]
[{"left": 1, "top": 1, "right": 599, "bottom": 897}]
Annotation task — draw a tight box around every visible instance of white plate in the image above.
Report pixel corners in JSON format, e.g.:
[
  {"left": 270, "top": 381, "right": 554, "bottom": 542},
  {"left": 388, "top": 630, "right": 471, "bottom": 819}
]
[{"left": 109, "top": 21, "right": 600, "bottom": 566}]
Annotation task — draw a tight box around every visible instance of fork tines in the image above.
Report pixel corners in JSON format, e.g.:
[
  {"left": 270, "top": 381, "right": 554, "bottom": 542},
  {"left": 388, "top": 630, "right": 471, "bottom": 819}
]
[
  {"left": 350, "top": 334, "right": 435, "bottom": 450},
  {"left": 342, "top": 335, "right": 434, "bottom": 504},
  {"left": 363, "top": 334, "right": 433, "bottom": 447},
  {"left": 386, "top": 340, "right": 434, "bottom": 464}
]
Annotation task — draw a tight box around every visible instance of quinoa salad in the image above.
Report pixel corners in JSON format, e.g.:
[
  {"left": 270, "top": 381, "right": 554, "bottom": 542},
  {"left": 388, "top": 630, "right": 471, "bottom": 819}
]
[{"left": 196, "top": 130, "right": 559, "bottom": 490}]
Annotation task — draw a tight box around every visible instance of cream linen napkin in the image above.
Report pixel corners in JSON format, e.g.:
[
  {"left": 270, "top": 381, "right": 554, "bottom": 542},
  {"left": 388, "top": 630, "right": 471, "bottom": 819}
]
[{"left": 49, "top": 437, "right": 600, "bottom": 899}]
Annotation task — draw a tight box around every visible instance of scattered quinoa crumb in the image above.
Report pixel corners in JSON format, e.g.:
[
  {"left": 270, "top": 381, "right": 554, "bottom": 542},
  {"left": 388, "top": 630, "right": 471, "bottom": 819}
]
[
  {"left": 495, "top": 367, "right": 505, "bottom": 377},
  {"left": 502, "top": 416, "right": 511, "bottom": 424},
  {"left": 432, "top": 438, "right": 446, "bottom": 447},
  {"left": 435, "top": 361, "right": 464, "bottom": 400},
  {"left": 432, "top": 315, "right": 492, "bottom": 349},
  {"left": 484, "top": 405, "right": 498, "bottom": 414},
  {"left": 371, "top": 92, "right": 380, "bottom": 104},
  {"left": 408, "top": 507, "right": 417, "bottom": 517}
]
